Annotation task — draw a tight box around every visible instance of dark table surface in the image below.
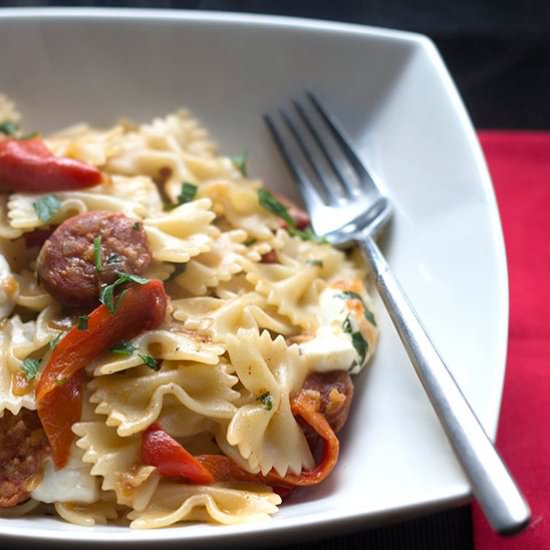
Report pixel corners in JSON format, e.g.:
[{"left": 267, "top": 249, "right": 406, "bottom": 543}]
[{"left": 2, "top": 1, "right": 548, "bottom": 548}]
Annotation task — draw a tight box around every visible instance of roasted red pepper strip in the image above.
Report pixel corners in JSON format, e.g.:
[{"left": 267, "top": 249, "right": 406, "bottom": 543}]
[
  {"left": 36, "top": 371, "right": 83, "bottom": 470},
  {"left": 142, "top": 423, "right": 215, "bottom": 485},
  {"left": 197, "top": 390, "right": 339, "bottom": 487},
  {"left": 37, "top": 280, "right": 168, "bottom": 468},
  {"left": 142, "top": 389, "right": 340, "bottom": 491},
  {"left": 0, "top": 138, "right": 102, "bottom": 193}
]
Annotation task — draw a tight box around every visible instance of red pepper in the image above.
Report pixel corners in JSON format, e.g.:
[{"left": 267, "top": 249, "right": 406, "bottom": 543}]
[
  {"left": 0, "top": 138, "right": 102, "bottom": 193},
  {"left": 142, "top": 388, "right": 340, "bottom": 491},
  {"left": 142, "top": 423, "right": 215, "bottom": 485},
  {"left": 37, "top": 280, "right": 168, "bottom": 468}
]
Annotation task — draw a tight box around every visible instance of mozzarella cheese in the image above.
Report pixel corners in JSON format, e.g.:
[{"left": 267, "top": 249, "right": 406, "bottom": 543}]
[
  {"left": 299, "top": 287, "right": 367, "bottom": 374},
  {"left": 32, "top": 455, "right": 99, "bottom": 504}
]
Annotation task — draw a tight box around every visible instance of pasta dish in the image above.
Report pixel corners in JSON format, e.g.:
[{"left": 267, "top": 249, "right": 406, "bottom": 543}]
[{"left": 0, "top": 95, "right": 378, "bottom": 528}]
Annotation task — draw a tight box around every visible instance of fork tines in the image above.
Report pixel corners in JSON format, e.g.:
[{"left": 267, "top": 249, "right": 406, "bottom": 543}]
[{"left": 264, "top": 91, "right": 374, "bottom": 207}]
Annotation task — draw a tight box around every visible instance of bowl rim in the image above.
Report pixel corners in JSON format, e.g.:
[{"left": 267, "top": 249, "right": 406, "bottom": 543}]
[{"left": 0, "top": 7, "right": 508, "bottom": 546}]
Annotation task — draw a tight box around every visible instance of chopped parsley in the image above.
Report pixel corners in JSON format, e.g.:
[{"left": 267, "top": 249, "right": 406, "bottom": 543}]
[
  {"left": 21, "top": 358, "right": 41, "bottom": 381},
  {"left": 258, "top": 188, "right": 294, "bottom": 226},
  {"left": 363, "top": 308, "right": 377, "bottom": 327},
  {"left": 342, "top": 316, "right": 368, "bottom": 365},
  {"left": 139, "top": 353, "right": 159, "bottom": 371},
  {"left": 99, "top": 272, "right": 149, "bottom": 314},
  {"left": 0, "top": 121, "right": 18, "bottom": 136},
  {"left": 32, "top": 194, "right": 61, "bottom": 223},
  {"left": 177, "top": 182, "right": 198, "bottom": 204},
  {"left": 306, "top": 259, "right": 323, "bottom": 267},
  {"left": 132, "top": 222, "right": 141, "bottom": 231},
  {"left": 48, "top": 333, "right": 63, "bottom": 351},
  {"left": 110, "top": 340, "right": 137, "bottom": 356},
  {"left": 93, "top": 235, "right": 102, "bottom": 273},
  {"left": 231, "top": 153, "right": 247, "bottom": 176},
  {"left": 288, "top": 226, "right": 329, "bottom": 244},
  {"left": 77, "top": 315, "right": 89, "bottom": 330},
  {"left": 164, "top": 182, "right": 198, "bottom": 210},
  {"left": 257, "top": 188, "right": 326, "bottom": 243},
  {"left": 244, "top": 238, "right": 257, "bottom": 247},
  {"left": 257, "top": 391, "right": 273, "bottom": 411},
  {"left": 109, "top": 340, "right": 157, "bottom": 369},
  {"left": 342, "top": 316, "right": 353, "bottom": 335},
  {"left": 351, "top": 332, "right": 368, "bottom": 364},
  {"left": 338, "top": 291, "right": 377, "bottom": 326}
]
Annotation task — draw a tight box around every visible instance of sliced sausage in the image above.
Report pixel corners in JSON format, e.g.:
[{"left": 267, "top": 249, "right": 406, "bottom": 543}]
[
  {"left": 260, "top": 250, "right": 279, "bottom": 264},
  {"left": 297, "top": 371, "right": 354, "bottom": 450},
  {"left": 37, "top": 211, "right": 151, "bottom": 308},
  {"left": 0, "top": 409, "right": 50, "bottom": 508}
]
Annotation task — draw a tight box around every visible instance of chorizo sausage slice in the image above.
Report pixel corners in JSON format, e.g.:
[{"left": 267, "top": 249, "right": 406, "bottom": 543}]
[
  {"left": 298, "top": 370, "right": 354, "bottom": 450},
  {"left": 0, "top": 409, "right": 50, "bottom": 508},
  {"left": 37, "top": 211, "right": 152, "bottom": 308}
]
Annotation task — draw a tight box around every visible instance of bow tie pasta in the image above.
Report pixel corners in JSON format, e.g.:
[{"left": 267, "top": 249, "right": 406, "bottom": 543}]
[{"left": 0, "top": 96, "right": 378, "bottom": 529}]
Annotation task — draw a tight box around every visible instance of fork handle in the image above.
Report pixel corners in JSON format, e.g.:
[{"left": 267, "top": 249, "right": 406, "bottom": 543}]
[{"left": 358, "top": 235, "right": 530, "bottom": 535}]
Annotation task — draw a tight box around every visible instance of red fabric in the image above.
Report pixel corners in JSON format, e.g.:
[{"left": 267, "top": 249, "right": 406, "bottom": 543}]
[{"left": 473, "top": 132, "right": 550, "bottom": 549}]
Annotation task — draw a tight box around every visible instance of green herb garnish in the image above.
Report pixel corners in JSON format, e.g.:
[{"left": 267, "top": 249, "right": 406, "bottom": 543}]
[
  {"left": 340, "top": 290, "right": 363, "bottom": 302},
  {"left": 0, "top": 121, "right": 18, "bottom": 136},
  {"left": 288, "top": 226, "right": 329, "bottom": 243},
  {"left": 342, "top": 316, "right": 368, "bottom": 365},
  {"left": 164, "top": 182, "right": 199, "bottom": 211},
  {"left": 306, "top": 259, "right": 323, "bottom": 267},
  {"left": 77, "top": 315, "right": 89, "bottom": 330},
  {"left": 257, "top": 188, "right": 294, "bottom": 226},
  {"left": 231, "top": 153, "right": 247, "bottom": 176},
  {"left": 21, "top": 358, "right": 41, "bottom": 381},
  {"left": 257, "top": 391, "right": 273, "bottom": 411},
  {"left": 99, "top": 272, "right": 149, "bottom": 314},
  {"left": 139, "top": 353, "right": 159, "bottom": 371},
  {"left": 110, "top": 340, "right": 138, "bottom": 356},
  {"left": 338, "top": 291, "right": 377, "bottom": 326},
  {"left": 48, "top": 333, "right": 63, "bottom": 351},
  {"left": 244, "top": 238, "right": 257, "bottom": 247},
  {"left": 257, "top": 188, "right": 326, "bottom": 243},
  {"left": 177, "top": 182, "right": 198, "bottom": 204},
  {"left": 351, "top": 332, "right": 368, "bottom": 364},
  {"left": 32, "top": 194, "right": 61, "bottom": 223},
  {"left": 93, "top": 236, "right": 102, "bottom": 273},
  {"left": 342, "top": 316, "right": 353, "bottom": 335},
  {"left": 132, "top": 222, "right": 141, "bottom": 231},
  {"left": 363, "top": 308, "right": 377, "bottom": 326}
]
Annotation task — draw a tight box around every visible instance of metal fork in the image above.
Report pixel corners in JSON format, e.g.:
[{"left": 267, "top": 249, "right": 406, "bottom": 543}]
[{"left": 264, "top": 92, "right": 530, "bottom": 535}]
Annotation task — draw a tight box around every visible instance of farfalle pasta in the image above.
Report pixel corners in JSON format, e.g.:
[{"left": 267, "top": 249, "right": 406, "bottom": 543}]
[{"left": 0, "top": 98, "right": 378, "bottom": 529}]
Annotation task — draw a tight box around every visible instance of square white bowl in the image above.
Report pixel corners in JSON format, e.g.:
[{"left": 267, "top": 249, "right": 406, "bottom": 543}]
[{"left": 0, "top": 8, "right": 507, "bottom": 547}]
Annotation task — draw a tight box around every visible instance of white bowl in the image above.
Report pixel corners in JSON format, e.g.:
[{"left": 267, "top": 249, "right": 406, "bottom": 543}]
[{"left": 0, "top": 8, "right": 507, "bottom": 547}]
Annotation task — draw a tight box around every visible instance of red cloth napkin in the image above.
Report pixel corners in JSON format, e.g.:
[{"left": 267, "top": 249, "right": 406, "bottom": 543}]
[{"left": 473, "top": 132, "right": 550, "bottom": 549}]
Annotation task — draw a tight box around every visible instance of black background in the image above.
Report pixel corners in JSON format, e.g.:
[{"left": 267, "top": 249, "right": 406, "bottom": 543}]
[
  {"left": 2, "top": 1, "right": 545, "bottom": 549},
  {"left": 2, "top": 0, "right": 550, "bottom": 129}
]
